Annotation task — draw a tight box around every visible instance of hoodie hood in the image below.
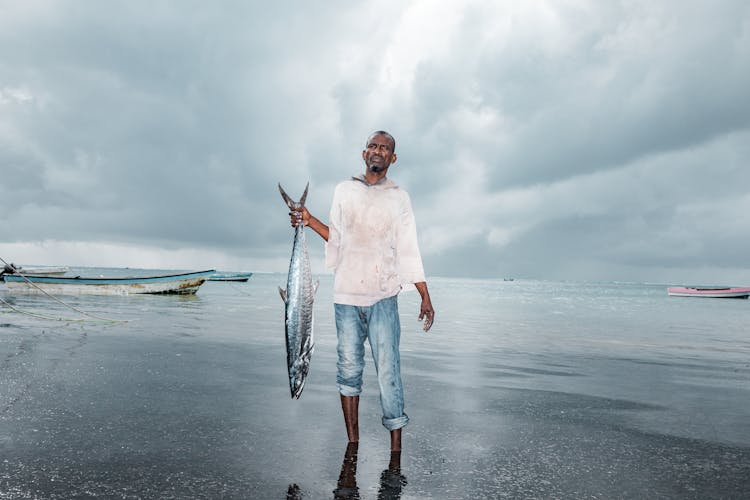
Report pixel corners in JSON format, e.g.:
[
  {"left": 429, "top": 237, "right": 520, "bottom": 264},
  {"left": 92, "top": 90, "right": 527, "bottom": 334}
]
[{"left": 351, "top": 174, "right": 398, "bottom": 189}]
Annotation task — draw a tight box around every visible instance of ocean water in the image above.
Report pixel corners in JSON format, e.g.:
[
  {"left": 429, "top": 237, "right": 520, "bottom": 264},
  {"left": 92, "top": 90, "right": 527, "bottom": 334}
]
[{"left": 1, "top": 269, "right": 748, "bottom": 499}]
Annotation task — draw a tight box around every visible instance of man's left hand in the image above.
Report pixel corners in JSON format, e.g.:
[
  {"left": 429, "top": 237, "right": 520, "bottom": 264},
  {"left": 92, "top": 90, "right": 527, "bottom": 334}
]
[{"left": 419, "top": 299, "right": 435, "bottom": 332}]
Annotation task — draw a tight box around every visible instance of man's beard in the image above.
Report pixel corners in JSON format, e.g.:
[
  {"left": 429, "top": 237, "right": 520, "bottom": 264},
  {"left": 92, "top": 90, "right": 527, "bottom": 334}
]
[{"left": 368, "top": 164, "right": 384, "bottom": 173}]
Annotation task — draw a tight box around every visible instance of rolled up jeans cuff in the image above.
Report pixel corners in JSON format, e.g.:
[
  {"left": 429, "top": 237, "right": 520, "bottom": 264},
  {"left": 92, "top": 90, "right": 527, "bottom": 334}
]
[
  {"left": 338, "top": 384, "right": 361, "bottom": 397},
  {"left": 382, "top": 413, "right": 409, "bottom": 431}
]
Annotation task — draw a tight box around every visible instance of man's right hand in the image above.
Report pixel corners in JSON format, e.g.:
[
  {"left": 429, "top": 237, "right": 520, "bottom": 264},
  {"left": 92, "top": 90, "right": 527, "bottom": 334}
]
[
  {"left": 289, "top": 207, "right": 311, "bottom": 227},
  {"left": 289, "top": 206, "right": 330, "bottom": 241}
]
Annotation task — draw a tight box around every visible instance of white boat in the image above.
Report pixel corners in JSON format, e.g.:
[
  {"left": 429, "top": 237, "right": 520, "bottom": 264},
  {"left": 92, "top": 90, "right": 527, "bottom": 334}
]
[
  {"left": 5, "top": 265, "right": 70, "bottom": 276},
  {"left": 3, "top": 270, "right": 215, "bottom": 295},
  {"left": 667, "top": 286, "right": 750, "bottom": 299}
]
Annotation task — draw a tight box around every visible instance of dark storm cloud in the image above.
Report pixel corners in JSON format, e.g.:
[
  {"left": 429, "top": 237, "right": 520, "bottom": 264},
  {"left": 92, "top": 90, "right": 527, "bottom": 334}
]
[
  {"left": 0, "top": 1, "right": 362, "bottom": 255},
  {"left": 1, "top": 1, "right": 749, "bottom": 281},
  {"left": 370, "top": 0, "right": 750, "bottom": 193}
]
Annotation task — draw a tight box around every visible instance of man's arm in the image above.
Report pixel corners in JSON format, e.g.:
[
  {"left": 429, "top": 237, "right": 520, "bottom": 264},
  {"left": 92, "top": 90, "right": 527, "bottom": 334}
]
[
  {"left": 290, "top": 207, "right": 329, "bottom": 242},
  {"left": 414, "top": 281, "right": 435, "bottom": 332}
]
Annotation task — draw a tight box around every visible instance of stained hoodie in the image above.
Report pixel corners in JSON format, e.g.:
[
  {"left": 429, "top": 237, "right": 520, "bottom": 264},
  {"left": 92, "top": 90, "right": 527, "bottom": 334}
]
[{"left": 325, "top": 175, "right": 426, "bottom": 306}]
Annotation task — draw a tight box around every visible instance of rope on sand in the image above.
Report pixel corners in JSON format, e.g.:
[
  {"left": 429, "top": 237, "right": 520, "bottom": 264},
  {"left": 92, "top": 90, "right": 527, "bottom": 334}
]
[
  {"left": 1, "top": 256, "right": 130, "bottom": 323},
  {"left": 0, "top": 295, "right": 93, "bottom": 322}
]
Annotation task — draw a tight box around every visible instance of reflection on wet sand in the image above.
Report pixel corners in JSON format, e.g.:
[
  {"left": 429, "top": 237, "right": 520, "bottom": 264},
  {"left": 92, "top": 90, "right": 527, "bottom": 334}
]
[
  {"left": 333, "top": 442, "right": 359, "bottom": 499},
  {"left": 330, "top": 442, "right": 407, "bottom": 500},
  {"left": 287, "top": 483, "right": 302, "bottom": 500},
  {"left": 377, "top": 451, "right": 407, "bottom": 500}
]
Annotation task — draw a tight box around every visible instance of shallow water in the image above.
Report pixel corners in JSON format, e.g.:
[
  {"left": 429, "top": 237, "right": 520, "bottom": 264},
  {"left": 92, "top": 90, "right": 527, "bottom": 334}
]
[{"left": 1, "top": 271, "right": 748, "bottom": 498}]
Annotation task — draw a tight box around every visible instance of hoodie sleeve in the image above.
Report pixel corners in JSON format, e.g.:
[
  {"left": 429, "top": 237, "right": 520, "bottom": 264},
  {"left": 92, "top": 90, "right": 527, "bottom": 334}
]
[
  {"left": 396, "top": 190, "right": 426, "bottom": 288},
  {"left": 325, "top": 184, "right": 342, "bottom": 270}
]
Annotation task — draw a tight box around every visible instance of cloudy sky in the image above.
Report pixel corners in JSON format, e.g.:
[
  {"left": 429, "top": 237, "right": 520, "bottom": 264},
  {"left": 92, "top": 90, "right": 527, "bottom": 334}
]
[{"left": 1, "top": 1, "right": 749, "bottom": 283}]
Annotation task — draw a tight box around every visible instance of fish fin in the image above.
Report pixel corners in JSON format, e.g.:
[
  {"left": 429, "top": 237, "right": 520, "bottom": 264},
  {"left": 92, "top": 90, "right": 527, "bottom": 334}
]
[
  {"left": 301, "top": 342, "right": 315, "bottom": 360},
  {"left": 278, "top": 286, "right": 287, "bottom": 303}
]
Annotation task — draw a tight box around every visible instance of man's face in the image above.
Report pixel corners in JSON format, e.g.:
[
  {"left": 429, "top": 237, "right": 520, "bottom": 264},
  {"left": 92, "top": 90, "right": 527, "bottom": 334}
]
[{"left": 362, "top": 133, "right": 396, "bottom": 173}]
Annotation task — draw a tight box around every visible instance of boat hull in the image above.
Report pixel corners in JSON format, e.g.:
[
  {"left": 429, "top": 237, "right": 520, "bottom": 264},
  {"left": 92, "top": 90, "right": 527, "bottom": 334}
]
[
  {"left": 667, "top": 287, "right": 750, "bottom": 298},
  {"left": 208, "top": 272, "right": 253, "bottom": 282},
  {"left": 3, "top": 270, "right": 215, "bottom": 295}
]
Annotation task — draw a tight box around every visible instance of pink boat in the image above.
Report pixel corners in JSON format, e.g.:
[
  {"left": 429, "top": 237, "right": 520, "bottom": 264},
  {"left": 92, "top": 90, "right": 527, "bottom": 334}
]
[{"left": 667, "top": 286, "right": 750, "bottom": 298}]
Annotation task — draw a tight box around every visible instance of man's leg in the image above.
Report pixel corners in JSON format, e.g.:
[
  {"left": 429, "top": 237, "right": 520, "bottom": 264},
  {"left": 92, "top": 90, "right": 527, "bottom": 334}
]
[
  {"left": 368, "top": 295, "right": 409, "bottom": 451},
  {"left": 390, "top": 428, "right": 402, "bottom": 452},
  {"left": 340, "top": 394, "right": 360, "bottom": 443},
  {"left": 335, "top": 303, "right": 367, "bottom": 443}
]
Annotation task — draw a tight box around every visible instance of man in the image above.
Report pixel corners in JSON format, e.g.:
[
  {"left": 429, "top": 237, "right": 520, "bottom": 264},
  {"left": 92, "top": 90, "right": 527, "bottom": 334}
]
[{"left": 288, "top": 130, "right": 435, "bottom": 452}]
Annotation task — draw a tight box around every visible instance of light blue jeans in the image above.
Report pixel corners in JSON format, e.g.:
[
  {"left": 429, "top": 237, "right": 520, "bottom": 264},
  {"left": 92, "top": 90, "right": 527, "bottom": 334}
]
[{"left": 335, "top": 295, "right": 409, "bottom": 431}]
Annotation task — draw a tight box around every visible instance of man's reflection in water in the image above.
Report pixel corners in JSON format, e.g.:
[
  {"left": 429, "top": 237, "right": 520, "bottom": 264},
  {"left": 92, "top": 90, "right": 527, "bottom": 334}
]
[
  {"left": 377, "top": 451, "right": 407, "bottom": 500},
  {"left": 332, "top": 443, "right": 407, "bottom": 500},
  {"left": 287, "top": 483, "right": 302, "bottom": 500},
  {"left": 334, "top": 442, "right": 360, "bottom": 499}
]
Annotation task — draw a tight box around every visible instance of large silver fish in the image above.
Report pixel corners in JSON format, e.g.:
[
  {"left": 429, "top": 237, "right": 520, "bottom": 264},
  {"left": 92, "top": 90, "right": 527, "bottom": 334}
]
[{"left": 278, "top": 182, "right": 317, "bottom": 399}]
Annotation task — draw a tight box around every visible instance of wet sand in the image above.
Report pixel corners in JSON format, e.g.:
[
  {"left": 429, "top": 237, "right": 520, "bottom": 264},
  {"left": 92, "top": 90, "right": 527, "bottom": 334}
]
[
  {"left": 1, "top": 276, "right": 749, "bottom": 498},
  {"left": 0, "top": 328, "right": 748, "bottom": 499}
]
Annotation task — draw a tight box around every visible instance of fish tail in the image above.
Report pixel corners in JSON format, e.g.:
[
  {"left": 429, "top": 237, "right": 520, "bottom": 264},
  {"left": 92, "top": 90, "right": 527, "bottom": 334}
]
[
  {"left": 299, "top": 182, "right": 309, "bottom": 207},
  {"left": 278, "top": 182, "right": 309, "bottom": 210}
]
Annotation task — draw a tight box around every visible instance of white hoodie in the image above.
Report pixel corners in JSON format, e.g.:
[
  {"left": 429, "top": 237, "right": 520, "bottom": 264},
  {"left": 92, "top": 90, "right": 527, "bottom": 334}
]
[{"left": 325, "top": 175, "right": 426, "bottom": 306}]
